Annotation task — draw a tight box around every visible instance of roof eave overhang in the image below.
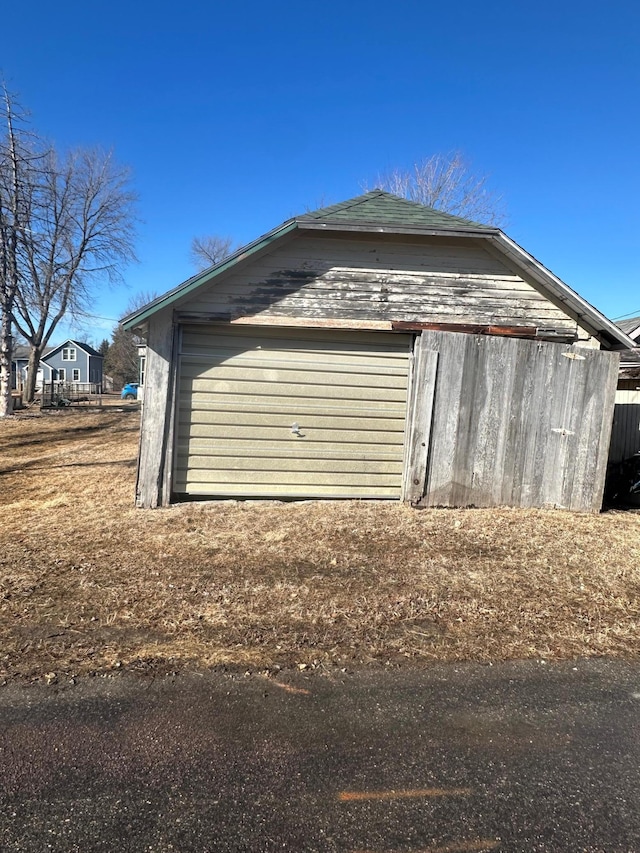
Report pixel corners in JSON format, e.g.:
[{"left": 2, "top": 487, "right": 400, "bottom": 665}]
[
  {"left": 488, "top": 233, "right": 635, "bottom": 350},
  {"left": 45, "top": 339, "right": 96, "bottom": 358}
]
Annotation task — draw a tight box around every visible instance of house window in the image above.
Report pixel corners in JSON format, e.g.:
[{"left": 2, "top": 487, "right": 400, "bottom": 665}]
[
  {"left": 57, "top": 368, "right": 66, "bottom": 381},
  {"left": 72, "top": 369, "right": 80, "bottom": 382},
  {"left": 62, "top": 347, "right": 77, "bottom": 361}
]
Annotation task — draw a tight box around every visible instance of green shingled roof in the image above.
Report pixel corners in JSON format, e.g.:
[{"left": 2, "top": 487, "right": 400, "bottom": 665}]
[{"left": 297, "top": 190, "right": 495, "bottom": 231}]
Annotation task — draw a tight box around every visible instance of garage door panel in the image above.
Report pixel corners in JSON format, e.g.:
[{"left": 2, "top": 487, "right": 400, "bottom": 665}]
[
  {"left": 177, "top": 482, "right": 401, "bottom": 499},
  {"left": 175, "top": 325, "right": 410, "bottom": 499},
  {"left": 180, "top": 363, "right": 407, "bottom": 386},
  {"left": 178, "top": 424, "right": 403, "bottom": 446},
  {"left": 177, "top": 435, "right": 402, "bottom": 461},
  {"left": 177, "top": 454, "right": 403, "bottom": 475},
  {"left": 182, "top": 378, "right": 407, "bottom": 402},
  {"left": 177, "top": 442, "right": 404, "bottom": 463},
  {"left": 182, "top": 368, "right": 406, "bottom": 400},
  {"left": 180, "top": 350, "right": 409, "bottom": 373},
  {"left": 175, "top": 468, "right": 403, "bottom": 487},
  {"left": 184, "top": 398, "right": 406, "bottom": 420}
]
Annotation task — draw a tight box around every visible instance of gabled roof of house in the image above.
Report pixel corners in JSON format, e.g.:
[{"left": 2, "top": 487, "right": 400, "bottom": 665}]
[
  {"left": 122, "top": 191, "right": 634, "bottom": 350},
  {"left": 44, "top": 339, "right": 103, "bottom": 360},
  {"left": 12, "top": 345, "right": 54, "bottom": 361}
]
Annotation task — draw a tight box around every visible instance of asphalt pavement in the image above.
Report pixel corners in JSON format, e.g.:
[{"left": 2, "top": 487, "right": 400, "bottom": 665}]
[{"left": 1, "top": 659, "right": 640, "bottom": 852}]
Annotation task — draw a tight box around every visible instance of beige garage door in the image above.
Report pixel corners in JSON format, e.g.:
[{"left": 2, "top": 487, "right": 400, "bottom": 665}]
[{"left": 174, "top": 324, "right": 411, "bottom": 498}]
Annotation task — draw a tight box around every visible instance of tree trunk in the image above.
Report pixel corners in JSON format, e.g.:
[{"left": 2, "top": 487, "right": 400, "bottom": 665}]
[
  {"left": 24, "top": 345, "right": 42, "bottom": 403},
  {"left": 0, "top": 308, "right": 13, "bottom": 417}
]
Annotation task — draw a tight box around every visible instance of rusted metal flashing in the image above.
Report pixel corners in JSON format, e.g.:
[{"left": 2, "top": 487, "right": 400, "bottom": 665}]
[{"left": 391, "top": 321, "right": 540, "bottom": 338}]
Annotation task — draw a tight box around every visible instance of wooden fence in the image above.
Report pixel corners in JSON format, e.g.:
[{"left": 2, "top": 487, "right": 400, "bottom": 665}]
[{"left": 409, "top": 331, "right": 620, "bottom": 512}]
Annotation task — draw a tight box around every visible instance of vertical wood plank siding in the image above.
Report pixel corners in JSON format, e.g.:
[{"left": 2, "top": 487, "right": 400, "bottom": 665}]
[
  {"left": 174, "top": 325, "right": 411, "bottom": 498},
  {"left": 403, "top": 349, "right": 438, "bottom": 503},
  {"left": 414, "top": 332, "right": 619, "bottom": 512},
  {"left": 135, "top": 310, "right": 176, "bottom": 508},
  {"left": 181, "top": 234, "right": 578, "bottom": 332}
]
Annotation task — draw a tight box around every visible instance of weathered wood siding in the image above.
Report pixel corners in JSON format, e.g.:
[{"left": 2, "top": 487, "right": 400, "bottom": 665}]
[
  {"left": 402, "top": 348, "right": 438, "bottom": 503},
  {"left": 411, "top": 332, "right": 619, "bottom": 512},
  {"left": 180, "top": 233, "right": 579, "bottom": 333},
  {"left": 174, "top": 324, "right": 411, "bottom": 498},
  {"left": 135, "top": 309, "right": 176, "bottom": 508}
]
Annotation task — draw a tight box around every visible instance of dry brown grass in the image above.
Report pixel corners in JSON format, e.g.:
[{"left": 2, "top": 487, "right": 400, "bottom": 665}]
[{"left": 2, "top": 408, "right": 640, "bottom": 682}]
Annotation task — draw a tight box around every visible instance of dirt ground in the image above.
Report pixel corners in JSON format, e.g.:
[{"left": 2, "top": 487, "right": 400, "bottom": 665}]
[{"left": 1, "top": 407, "right": 640, "bottom": 683}]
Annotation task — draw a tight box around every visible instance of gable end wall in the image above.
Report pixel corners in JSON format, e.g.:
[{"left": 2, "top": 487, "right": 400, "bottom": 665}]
[{"left": 177, "top": 232, "right": 583, "bottom": 336}]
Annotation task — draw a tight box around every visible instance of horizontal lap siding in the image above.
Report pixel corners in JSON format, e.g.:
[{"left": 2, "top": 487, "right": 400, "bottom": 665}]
[
  {"left": 175, "top": 325, "right": 411, "bottom": 498},
  {"left": 182, "top": 234, "right": 577, "bottom": 331}
]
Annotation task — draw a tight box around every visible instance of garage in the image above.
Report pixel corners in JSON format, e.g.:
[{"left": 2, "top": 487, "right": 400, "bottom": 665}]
[
  {"left": 125, "top": 191, "right": 630, "bottom": 510},
  {"left": 174, "top": 324, "right": 412, "bottom": 498}
]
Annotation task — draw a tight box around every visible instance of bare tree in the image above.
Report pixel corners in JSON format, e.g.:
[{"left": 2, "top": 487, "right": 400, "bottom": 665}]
[
  {"left": 0, "top": 90, "right": 20, "bottom": 417},
  {"left": 0, "top": 86, "right": 42, "bottom": 416},
  {"left": 10, "top": 146, "right": 137, "bottom": 402},
  {"left": 371, "top": 151, "right": 506, "bottom": 226},
  {"left": 190, "top": 235, "right": 235, "bottom": 270},
  {"left": 124, "top": 289, "right": 159, "bottom": 316}
]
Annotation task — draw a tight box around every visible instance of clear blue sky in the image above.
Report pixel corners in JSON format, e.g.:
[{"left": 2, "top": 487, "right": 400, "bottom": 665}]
[{"left": 3, "top": 0, "right": 639, "bottom": 344}]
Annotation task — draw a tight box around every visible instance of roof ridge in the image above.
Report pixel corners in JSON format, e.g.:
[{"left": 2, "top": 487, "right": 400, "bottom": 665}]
[
  {"left": 298, "top": 189, "right": 490, "bottom": 230},
  {"left": 298, "top": 191, "right": 385, "bottom": 221},
  {"left": 44, "top": 339, "right": 104, "bottom": 357},
  {"left": 369, "top": 189, "right": 488, "bottom": 227}
]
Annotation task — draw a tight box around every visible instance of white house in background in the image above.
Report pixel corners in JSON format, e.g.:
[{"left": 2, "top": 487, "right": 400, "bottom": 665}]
[{"left": 10, "top": 346, "right": 52, "bottom": 391}]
